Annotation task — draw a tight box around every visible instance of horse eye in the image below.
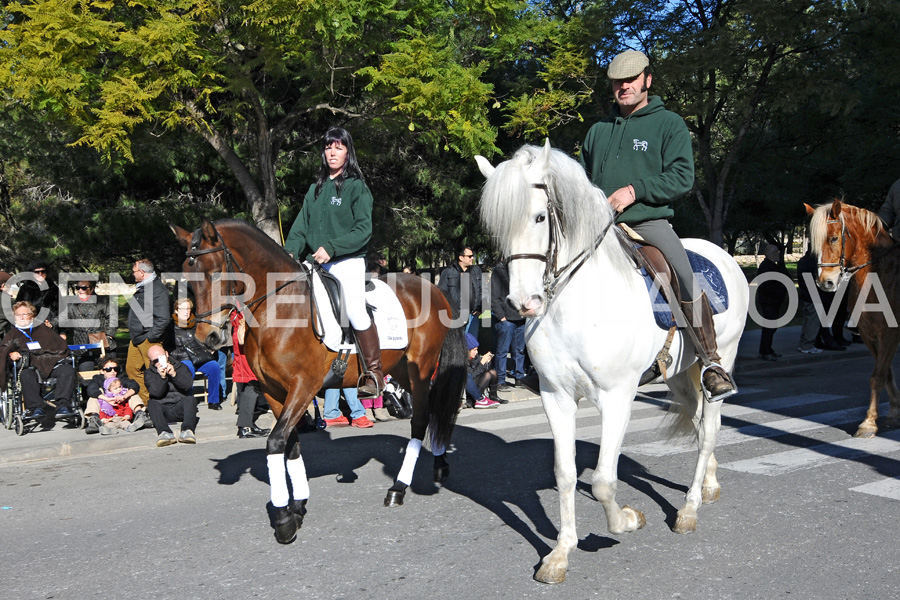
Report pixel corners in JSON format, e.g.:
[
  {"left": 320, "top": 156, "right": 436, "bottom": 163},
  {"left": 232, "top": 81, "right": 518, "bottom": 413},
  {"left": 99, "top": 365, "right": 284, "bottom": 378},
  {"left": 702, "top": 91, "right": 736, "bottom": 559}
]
[
  {"left": 536, "top": 214, "right": 546, "bottom": 224},
  {"left": 829, "top": 236, "right": 838, "bottom": 244}
]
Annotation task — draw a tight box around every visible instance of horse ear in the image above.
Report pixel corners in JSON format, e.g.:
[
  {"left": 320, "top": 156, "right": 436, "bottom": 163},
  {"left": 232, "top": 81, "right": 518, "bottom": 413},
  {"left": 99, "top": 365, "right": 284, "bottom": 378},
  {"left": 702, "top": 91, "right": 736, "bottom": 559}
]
[
  {"left": 474, "top": 155, "right": 495, "bottom": 178},
  {"left": 804, "top": 203, "right": 815, "bottom": 216},
  {"left": 200, "top": 217, "right": 219, "bottom": 243},
  {"left": 830, "top": 198, "right": 843, "bottom": 218},
  {"left": 535, "top": 138, "right": 553, "bottom": 173},
  {"left": 170, "top": 223, "right": 192, "bottom": 248}
]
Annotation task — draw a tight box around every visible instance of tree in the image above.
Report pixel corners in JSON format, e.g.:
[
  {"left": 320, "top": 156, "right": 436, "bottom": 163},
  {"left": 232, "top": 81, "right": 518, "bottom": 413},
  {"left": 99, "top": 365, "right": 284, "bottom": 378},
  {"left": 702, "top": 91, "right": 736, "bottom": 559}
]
[{"left": 0, "top": 0, "right": 524, "bottom": 242}]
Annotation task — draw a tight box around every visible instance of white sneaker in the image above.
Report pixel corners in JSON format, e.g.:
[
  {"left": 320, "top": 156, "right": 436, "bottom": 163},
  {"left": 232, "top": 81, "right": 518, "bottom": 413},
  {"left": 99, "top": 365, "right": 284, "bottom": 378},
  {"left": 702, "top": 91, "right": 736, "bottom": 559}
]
[{"left": 797, "top": 347, "right": 823, "bottom": 354}]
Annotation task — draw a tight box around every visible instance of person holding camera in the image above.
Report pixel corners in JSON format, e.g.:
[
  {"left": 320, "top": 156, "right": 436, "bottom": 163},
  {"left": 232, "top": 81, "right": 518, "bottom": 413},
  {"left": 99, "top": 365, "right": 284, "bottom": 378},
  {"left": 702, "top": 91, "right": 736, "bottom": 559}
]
[
  {"left": 144, "top": 345, "right": 197, "bottom": 447},
  {"left": 464, "top": 333, "right": 501, "bottom": 409}
]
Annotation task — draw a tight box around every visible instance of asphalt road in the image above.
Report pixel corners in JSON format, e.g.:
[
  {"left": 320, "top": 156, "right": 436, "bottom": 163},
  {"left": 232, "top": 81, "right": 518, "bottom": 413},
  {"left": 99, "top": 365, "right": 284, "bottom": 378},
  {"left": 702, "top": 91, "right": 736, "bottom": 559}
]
[{"left": 1, "top": 331, "right": 899, "bottom": 599}]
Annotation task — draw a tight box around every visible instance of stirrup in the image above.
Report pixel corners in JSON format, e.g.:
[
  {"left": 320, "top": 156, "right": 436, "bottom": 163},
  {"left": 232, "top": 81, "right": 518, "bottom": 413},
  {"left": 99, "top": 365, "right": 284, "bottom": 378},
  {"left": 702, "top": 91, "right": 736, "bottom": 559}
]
[
  {"left": 700, "top": 363, "right": 738, "bottom": 403},
  {"left": 356, "top": 372, "right": 382, "bottom": 397}
]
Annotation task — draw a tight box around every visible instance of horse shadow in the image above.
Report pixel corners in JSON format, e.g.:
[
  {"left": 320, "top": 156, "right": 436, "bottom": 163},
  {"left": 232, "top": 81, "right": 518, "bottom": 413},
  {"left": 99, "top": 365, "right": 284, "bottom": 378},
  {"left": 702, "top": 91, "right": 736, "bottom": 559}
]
[{"left": 209, "top": 423, "right": 689, "bottom": 568}]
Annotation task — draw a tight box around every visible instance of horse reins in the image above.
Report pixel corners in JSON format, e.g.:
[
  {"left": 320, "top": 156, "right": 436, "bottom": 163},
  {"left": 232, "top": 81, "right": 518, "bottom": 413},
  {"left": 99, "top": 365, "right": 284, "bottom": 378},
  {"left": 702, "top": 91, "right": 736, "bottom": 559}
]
[
  {"left": 185, "top": 229, "right": 307, "bottom": 330},
  {"left": 506, "top": 182, "right": 614, "bottom": 301}
]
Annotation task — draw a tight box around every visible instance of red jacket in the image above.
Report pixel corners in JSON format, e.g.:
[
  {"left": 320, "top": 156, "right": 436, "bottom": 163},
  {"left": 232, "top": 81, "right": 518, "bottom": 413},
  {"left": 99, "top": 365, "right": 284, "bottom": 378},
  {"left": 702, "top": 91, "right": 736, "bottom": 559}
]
[{"left": 229, "top": 311, "right": 256, "bottom": 384}]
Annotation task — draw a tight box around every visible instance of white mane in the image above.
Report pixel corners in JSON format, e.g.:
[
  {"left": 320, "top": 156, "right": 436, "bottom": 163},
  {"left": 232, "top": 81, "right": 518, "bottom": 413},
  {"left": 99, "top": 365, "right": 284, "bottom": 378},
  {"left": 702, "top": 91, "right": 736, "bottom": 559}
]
[{"left": 478, "top": 144, "right": 631, "bottom": 274}]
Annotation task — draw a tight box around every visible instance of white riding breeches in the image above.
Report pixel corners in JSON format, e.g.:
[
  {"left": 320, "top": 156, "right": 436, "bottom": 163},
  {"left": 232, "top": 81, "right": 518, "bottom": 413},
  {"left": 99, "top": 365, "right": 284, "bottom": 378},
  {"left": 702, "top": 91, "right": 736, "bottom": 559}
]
[{"left": 323, "top": 256, "right": 372, "bottom": 330}]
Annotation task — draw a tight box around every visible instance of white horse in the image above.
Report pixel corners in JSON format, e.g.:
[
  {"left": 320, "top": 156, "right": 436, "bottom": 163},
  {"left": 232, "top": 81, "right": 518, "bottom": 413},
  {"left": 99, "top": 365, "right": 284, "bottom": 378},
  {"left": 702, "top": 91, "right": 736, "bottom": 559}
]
[{"left": 475, "top": 142, "right": 748, "bottom": 584}]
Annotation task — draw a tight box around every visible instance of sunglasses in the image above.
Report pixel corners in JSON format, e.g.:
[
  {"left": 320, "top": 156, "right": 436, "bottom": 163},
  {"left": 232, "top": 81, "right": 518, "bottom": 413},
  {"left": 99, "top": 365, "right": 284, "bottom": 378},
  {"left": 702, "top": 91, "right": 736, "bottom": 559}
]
[
  {"left": 74, "top": 285, "right": 92, "bottom": 291},
  {"left": 33, "top": 269, "right": 48, "bottom": 274},
  {"left": 101, "top": 366, "right": 120, "bottom": 373},
  {"left": 462, "top": 254, "right": 474, "bottom": 258}
]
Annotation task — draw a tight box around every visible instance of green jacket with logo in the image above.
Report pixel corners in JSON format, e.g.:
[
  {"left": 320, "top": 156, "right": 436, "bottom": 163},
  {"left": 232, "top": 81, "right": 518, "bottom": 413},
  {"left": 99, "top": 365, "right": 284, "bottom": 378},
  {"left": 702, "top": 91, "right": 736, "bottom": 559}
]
[
  {"left": 580, "top": 95, "right": 694, "bottom": 224},
  {"left": 284, "top": 177, "right": 373, "bottom": 262}
]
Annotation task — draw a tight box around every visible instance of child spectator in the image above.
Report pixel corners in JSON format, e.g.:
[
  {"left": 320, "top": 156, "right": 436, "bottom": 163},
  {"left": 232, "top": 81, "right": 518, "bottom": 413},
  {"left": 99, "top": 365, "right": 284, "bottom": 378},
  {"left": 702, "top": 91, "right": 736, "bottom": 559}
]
[
  {"left": 464, "top": 333, "right": 500, "bottom": 409},
  {"left": 97, "top": 377, "right": 134, "bottom": 435}
]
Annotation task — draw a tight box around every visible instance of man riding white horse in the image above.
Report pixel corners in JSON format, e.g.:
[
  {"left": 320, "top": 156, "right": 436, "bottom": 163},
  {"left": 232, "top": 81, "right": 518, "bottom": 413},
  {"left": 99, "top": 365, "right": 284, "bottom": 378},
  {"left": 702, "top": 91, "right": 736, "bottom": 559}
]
[{"left": 580, "top": 49, "right": 735, "bottom": 400}]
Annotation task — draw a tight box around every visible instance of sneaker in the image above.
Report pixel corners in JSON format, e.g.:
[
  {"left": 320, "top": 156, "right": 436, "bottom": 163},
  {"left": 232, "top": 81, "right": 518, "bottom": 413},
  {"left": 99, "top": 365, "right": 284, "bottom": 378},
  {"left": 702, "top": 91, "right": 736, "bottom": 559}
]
[
  {"left": 85, "top": 414, "right": 102, "bottom": 434},
  {"left": 324, "top": 415, "right": 350, "bottom": 427},
  {"left": 127, "top": 410, "right": 150, "bottom": 432},
  {"left": 156, "top": 431, "right": 177, "bottom": 447},
  {"left": 474, "top": 398, "right": 500, "bottom": 409},
  {"left": 99, "top": 425, "right": 120, "bottom": 436},
  {"left": 798, "top": 347, "right": 823, "bottom": 354},
  {"left": 372, "top": 407, "right": 395, "bottom": 422},
  {"left": 351, "top": 415, "right": 374, "bottom": 428},
  {"left": 178, "top": 429, "right": 196, "bottom": 444}
]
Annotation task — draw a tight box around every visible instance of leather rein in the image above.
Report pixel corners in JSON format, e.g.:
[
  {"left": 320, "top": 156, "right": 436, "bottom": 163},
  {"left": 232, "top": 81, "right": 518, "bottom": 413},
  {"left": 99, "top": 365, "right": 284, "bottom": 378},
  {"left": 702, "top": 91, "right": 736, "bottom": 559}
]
[
  {"left": 505, "top": 182, "right": 614, "bottom": 301},
  {"left": 184, "top": 230, "right": 307, "bottom": 331}
]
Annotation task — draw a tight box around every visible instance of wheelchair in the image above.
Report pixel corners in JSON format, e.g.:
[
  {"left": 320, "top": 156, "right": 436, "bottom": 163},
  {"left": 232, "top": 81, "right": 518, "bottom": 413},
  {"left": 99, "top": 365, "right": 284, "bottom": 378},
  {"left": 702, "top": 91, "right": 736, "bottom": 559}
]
[{"left": 1, "top": 352, "right": 86, "bottom": 436}]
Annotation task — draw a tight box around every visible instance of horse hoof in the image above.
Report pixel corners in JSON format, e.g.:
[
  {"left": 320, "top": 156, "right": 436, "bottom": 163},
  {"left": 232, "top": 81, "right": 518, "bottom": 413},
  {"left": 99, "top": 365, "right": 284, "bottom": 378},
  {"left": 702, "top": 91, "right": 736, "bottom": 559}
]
[
  {"left": 622, "top": 505, "right": 646, "bottom": 531},
  {"left": 434, "top": 464, "right": 450, "bottom": 483},
  {"left": 701, "top": 486, "right": 721, "bottom": 504},
  {"left": 273, "top": 506, "right": 299, "bottom": 544},
  {"left": 384, "top": 489, "right": 405, "bottom": 507},
  {"left": 673, "top": 513, "right": 697, "bottom": 534},
  {"left": 290, "top": 499, "right": 308, "bottom": 527},
  {"left": 535, "top": 561, "right": 567, "bottom": 584},
  {"left": 854, "top": 427, "right": 877, "bottom": 438}
]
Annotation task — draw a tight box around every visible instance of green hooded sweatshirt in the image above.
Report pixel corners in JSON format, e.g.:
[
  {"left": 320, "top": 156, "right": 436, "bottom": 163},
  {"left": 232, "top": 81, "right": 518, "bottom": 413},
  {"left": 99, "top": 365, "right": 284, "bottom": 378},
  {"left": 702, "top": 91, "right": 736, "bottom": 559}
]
[
  {"left": 580, "top": 95, "right": 694, "bottom": 224},
  {"left": 283, "top": 177, "right": 372, "bottom": 262}
]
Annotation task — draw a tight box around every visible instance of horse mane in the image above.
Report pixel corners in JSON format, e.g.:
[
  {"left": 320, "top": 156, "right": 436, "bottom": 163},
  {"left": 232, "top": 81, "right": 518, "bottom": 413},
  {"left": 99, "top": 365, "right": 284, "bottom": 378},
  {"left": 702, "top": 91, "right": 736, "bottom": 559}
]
[
  {"left": 809, "top": 201, "right": 889, "bottom": 257},
  {"left": 479, "top": 144, "right": 630, "bottom": 273}
]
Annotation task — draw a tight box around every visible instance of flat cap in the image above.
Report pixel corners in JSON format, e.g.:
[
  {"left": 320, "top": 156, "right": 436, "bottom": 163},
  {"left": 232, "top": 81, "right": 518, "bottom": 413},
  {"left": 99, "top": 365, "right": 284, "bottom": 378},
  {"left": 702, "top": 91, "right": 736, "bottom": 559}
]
[{"left": 607, "top": 50, "right": 649, "bottom": 80}]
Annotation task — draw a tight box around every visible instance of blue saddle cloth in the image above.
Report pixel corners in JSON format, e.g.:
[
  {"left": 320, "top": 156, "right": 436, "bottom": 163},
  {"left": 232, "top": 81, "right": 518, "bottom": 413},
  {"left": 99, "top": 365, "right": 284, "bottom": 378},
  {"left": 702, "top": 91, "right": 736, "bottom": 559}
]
[{"left": 641, "top": 250, "right": 729, "bottom": 330}]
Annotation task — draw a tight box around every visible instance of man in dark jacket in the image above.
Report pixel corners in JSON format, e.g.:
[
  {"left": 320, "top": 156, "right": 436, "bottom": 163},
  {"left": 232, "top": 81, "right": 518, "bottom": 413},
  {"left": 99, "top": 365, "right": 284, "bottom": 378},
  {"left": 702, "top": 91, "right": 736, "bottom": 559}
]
[
  {"left": 580, "top": 49, "right": 734, "bottom": 401},
  {"left": 491, "top": 260, "right": 526, "bottom": 388},
  {"left": 437, "top": 246, "right": 482, "bottom": 337},
  {"left": 126, "top": 259, "right": 171, "bottom": 405},
  {"left": 145, "top": 345, "right": 197, "bottom": 446},
  {"left": 755, "top": 245, "right": 790, "bottom": 361}
]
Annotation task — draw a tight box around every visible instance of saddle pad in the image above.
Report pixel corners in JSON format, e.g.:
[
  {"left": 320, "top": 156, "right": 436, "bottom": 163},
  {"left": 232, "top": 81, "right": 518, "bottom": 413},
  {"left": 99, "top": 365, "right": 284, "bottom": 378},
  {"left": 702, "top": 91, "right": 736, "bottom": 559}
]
[
  {"left": 642, "top": 250, "right": 729, "bottom": 330},
  {"left": 312, "top": 272, "right": 409, "bottom": 353}
]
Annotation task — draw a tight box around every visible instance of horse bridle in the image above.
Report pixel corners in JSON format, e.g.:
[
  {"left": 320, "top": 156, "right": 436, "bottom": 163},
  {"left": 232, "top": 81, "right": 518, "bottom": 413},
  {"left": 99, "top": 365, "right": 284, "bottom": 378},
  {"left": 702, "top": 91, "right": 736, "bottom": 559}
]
[
  {"left": 506, "top": 182, "right": 614, "bottom": 301},
  {"left": 817, "top": 214, "right": 900, "bottom": 278},
  {"left": 184, "top": 228, "right": 305, "bottom": 331}
]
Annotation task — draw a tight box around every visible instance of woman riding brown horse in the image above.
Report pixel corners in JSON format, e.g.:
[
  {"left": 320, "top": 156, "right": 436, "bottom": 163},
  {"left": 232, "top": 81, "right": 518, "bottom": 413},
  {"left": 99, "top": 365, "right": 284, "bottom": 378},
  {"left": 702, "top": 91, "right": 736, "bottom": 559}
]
[{"left": 171, "top": 218, "right": 466, "bottom": 543}]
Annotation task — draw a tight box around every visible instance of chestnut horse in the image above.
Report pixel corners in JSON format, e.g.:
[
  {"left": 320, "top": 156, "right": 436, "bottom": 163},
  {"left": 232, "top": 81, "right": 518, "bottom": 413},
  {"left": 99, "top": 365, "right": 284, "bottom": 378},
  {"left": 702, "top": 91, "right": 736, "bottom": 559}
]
[
  {"left": 171, "top": 218, "right": 466, "bottom": 543},
  {"left": 806, "top": 199, "right": 900, "bottom": 437}
]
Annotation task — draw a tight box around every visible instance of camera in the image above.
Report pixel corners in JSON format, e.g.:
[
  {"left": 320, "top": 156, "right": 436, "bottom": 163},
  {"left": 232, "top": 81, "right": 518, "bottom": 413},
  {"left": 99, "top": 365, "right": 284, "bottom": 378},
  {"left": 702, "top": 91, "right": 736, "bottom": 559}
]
[{"left": 157, "top": 355, "right": 168, "bottom": 368}]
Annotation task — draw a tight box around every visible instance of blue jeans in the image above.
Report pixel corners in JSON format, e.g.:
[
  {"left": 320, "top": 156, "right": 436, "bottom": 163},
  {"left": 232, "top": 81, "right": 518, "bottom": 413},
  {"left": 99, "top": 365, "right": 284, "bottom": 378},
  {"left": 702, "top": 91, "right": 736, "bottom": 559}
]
[
  {"left": 324, "top": 387, "right": 365, "bottom": 420},
  {"left": 493, "top": 319, "right": 525, "bottom": 379},
  {"left": 180, "top": 359, "right": 222, "bottom": 405}
]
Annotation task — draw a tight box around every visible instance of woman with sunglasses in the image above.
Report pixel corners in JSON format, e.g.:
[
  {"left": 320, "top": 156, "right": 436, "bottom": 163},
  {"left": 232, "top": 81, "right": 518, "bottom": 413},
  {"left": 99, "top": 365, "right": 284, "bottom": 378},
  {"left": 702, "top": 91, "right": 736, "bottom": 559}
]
[
  {"left": 15, "top": 261, "right": 60, "bottom": 330},
  {"left": 60, "top": 279, "right": 117, "bottom": 372},
  {"left": 82, "top": 358, "right": 145, "bottom": 435}
]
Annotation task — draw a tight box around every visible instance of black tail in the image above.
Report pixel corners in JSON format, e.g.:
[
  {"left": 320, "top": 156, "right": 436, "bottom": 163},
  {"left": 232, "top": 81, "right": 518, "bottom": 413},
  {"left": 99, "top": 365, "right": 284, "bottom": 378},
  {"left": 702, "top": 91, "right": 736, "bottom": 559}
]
[{"left": 427, "top": 326, "right": 467, "bottom": 452}]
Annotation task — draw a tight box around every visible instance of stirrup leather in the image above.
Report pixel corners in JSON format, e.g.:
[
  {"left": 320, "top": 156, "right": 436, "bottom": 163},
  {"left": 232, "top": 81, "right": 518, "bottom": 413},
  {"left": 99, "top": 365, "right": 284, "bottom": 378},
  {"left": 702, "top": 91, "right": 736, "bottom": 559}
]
[{"left": 700, "top": 362, "right": 738, "bottom": 403}]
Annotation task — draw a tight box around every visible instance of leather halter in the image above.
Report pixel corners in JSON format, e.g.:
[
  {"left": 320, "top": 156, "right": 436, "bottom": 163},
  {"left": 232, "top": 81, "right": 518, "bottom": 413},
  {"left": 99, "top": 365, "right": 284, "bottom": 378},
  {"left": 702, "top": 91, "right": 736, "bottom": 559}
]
[
  {"left": 184, "top": 228, "right": 305, "bottom": 330},
  {"left": 506, "top": 182, "right": 614, "bottom": 301}
]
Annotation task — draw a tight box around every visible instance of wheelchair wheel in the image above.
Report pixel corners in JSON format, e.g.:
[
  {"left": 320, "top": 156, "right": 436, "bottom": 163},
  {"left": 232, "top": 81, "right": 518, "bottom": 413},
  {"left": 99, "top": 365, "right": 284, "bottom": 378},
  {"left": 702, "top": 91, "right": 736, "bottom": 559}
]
[
  {"left": 74, "top": 407, "right": 86, "bottom": 429},
  {"left": 14, "top": 414, "right": 24, "bottom": 436}
]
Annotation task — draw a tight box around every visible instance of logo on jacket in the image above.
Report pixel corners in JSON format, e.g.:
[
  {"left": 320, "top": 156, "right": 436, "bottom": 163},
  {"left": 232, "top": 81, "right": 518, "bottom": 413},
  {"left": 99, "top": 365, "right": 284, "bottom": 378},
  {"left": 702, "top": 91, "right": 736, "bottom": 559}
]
[
  {"left": 331, "top": 196, "right": 342, "bottom": 206},
  {"left": 633, "top": 139, "right": 648, "bottom": 152}
]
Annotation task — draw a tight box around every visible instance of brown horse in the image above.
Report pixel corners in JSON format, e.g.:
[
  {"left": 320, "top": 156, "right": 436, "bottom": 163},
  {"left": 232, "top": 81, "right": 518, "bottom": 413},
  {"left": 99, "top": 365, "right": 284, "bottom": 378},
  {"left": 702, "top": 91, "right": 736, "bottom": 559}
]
[
  {"left": 806, "top": 199, "right": 900, "bottom": 437},
  {"left": 170, "top": 218, "right": 466, "bottom": 543}
]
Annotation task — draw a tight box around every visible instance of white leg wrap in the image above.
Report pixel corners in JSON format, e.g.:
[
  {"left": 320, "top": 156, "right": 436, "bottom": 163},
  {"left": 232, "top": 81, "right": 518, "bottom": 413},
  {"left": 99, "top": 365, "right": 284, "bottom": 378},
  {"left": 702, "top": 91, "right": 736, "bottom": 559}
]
[
  {"left": 397, "top": 438, "right": 422, "bottom": 486},
  {"left": 267, "top": 454, "right": 290, "bottom": 508},
  {"left": 286, "top": 455, "right": 310, "bottom": 501}
]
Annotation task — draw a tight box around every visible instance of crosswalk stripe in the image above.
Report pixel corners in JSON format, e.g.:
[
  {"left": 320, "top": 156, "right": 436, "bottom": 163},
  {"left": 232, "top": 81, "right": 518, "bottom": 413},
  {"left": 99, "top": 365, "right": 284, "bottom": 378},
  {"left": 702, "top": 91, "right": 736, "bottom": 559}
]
[
  {"left": 850, "top": 477, "right": 900, "bottom": 500},
  {"left": 627, "top": 404, "right": 875, "bottom": 457},
  {"left": 720, "top": 429, "right": 900, "bottom": 476}
]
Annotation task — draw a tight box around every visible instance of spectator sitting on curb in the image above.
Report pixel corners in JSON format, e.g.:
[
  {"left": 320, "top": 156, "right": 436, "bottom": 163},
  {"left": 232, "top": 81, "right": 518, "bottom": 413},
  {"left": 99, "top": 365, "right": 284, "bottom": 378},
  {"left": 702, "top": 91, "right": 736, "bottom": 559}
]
[
  {"left": 83, "top": 358, "right": 147, "bottom": 434},
  {"left": 144, "top": 345, "right": 197, "bottom": 447},
  {"left": 464, "top": 333, "right": 501, "bottom": 409}
]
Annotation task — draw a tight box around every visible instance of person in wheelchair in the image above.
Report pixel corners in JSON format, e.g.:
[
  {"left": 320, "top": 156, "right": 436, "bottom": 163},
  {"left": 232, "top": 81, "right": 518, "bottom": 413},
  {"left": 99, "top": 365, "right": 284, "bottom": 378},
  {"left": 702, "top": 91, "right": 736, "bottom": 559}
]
[{"left": 0, "top": 301, "right": 77, "bottom": 420}]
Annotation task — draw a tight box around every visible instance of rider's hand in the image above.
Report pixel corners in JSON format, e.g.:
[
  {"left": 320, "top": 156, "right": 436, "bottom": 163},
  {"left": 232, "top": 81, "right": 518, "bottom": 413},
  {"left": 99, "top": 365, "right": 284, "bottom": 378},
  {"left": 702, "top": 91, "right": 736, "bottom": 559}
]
[
  {"left": 312, "top": 247, "right": 331, "bottom": 264},
  {"left": 608, "top": 185, "right": 636, "bottom": 213}
]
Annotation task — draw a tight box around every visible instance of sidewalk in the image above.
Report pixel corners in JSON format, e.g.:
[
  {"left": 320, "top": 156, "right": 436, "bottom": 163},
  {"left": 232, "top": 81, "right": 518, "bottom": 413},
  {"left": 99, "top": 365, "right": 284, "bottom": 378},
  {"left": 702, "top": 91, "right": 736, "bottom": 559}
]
[{"left": 0, "top": 326, "right": 869, "bottom": 465}]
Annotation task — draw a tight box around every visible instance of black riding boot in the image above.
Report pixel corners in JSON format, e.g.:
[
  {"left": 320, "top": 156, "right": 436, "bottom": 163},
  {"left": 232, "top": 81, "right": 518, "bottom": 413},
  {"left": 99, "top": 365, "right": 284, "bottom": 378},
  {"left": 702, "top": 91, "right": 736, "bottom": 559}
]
[
  {"left": 681, "top": 292, "right": 735, "bottom": 399},
  {"left": 355, "top": 324, "right": 384, "bottom": 397}
]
